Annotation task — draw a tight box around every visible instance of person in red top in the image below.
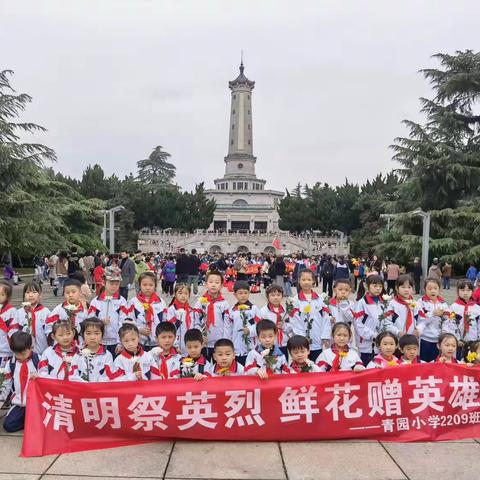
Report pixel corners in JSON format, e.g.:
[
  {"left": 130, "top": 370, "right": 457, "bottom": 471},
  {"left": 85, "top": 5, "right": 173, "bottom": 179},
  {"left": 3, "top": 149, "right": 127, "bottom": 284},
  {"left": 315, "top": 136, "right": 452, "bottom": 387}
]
[
  {"left": 473, "top": 285, "right": 480, "bottom": 305},
  {"left": 92, "top": 258, "right": 105, "bottom": 295}
]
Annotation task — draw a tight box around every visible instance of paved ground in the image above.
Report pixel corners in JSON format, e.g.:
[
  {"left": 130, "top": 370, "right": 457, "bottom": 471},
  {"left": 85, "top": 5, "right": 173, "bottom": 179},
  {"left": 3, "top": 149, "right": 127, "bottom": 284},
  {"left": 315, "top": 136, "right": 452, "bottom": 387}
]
[{"left": 3, "top": 280, "right": 479, "bottom": 479}]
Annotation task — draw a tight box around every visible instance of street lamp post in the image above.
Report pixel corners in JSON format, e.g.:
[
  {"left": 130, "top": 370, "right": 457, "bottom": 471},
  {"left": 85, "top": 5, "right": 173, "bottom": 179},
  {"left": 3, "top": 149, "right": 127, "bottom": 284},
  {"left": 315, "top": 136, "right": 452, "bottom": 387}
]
[
  {"left": 108, "top": 206, "right": 125, "bottom": 254},
  {"left": 413, "top": 209, "right": 431, "bottom": 286}
]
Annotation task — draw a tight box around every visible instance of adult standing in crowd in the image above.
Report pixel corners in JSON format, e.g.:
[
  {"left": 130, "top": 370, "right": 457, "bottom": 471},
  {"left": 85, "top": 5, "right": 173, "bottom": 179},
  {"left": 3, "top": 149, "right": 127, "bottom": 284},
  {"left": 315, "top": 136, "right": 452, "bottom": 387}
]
[
  {"left": 175, "top": 248, "right": 190, "bottom": 284},
  {"left": 333, "top": 255, "right": 350, "bottom": 282},
  {"left": 119, "top": 250, "right": 135, "bottom": 299},
  {"left": 82, "top": 251, "right": 95, "bottom": 289},
  {"left": 428, "top": 258, "right": 442, "bottom": 282},
  {"left": 321, "top": 255, "right": 334, "bottom": 297},
  {"left": 134, "top": 253, "right": 149, "bottom": 293},
  {"left": 386, "top": 259, "right": 400, "bottom": 294},
  {"left": 273, "top": 254, "right": 286, "bottom": 288},
  {"left": 442, "top": 260, "right": 452, "bottom": 290},
  {"left": 48, "top": 253, "right": 57, "bottom": 287},
  {"left": 188, "top": 248, "right": 201, "bottom": 294},
  {"left": 53, "top": 251, "right": 69, "bottom": 296},
  {"left": 411, "top": 257, "right": 423, "bottom": 294},
  {"left": 162, "top": 255, "right": 176, "bottom": 296}
]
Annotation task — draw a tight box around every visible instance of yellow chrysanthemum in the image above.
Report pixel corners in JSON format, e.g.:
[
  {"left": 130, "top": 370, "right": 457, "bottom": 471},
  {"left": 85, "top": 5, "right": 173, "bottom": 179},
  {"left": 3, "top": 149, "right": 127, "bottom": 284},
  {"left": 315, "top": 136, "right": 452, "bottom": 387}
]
[
  {"left": 449, "top": 312, "right": 456, "bottom": 319},
  {"left": 199, "top": 297, "right": 209, "bottom": 305},
  {"left": 238, "top": 304, "right": 249, "bottom": 311},
  {"left": 467, "top": 352, "right": 478, "bottom": 363},
  {"left": 143, "top": 303, "right": 150, "bottom": 310},
  {"left": 303, "top": 305, "right": 312, "bottom": 314},
  {"left": 339, "top": 351, "right": 348, "bottom": 358},
  {"left": 387, "top": 361, "right": 398, "bottom": 367}
]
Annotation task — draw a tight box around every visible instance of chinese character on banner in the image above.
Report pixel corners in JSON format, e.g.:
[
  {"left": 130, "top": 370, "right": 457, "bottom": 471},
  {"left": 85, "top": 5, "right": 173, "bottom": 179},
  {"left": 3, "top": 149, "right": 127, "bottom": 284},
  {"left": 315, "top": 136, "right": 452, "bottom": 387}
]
[
  {"left": 396, "top": 417, "right": 410, "bottom": 431},
  {"left": 127, "top": 394, "right": 169, "bottom": 431},
  {"left": 81, "top": 397, "right": 121, "bottom": 430},
  {"left": 177, "top": 391, "right": 217, "bottom": 430},
  {"left": 42, "top": 392, "right": 76, "bottom": 433},
  {"left": 381, "top": 418, "right": 395, "bottom": 433},
  {"left": 224, "top": 389, "right": 265, "bottom": 428},
  {"left": 448, "top": 376, "right": 480, "bottom": 410},
  {"left": 411, "top": 416, "right": 427, "bottom": 430},
  {"left": 278, "top": 386, "right": 319, "bottom": 423},
  {"left": 325, "top": 382, "right": 362, "bottom": 421},
  {"left": 408, "top": 376, "right": 444, "bottom": 414},
  {"left": 368, "top": 379, "right": 402, "bottom": 417}
]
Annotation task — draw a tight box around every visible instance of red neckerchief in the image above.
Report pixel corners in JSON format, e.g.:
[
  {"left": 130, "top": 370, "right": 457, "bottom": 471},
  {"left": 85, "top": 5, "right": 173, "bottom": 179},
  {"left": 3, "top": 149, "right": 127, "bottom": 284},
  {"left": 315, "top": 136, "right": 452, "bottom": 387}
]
[
  {"left": 436, "top": 355, "right": 458, "bottom": 363},
  {"left": 298, "top": 290, "right": 319, "bottom": 301},
  {"left": 329, "top": 298, "right": 338, "bottom": 306},
  {"left": 120, "top": 346, "right": 145, "bottom": 359},
  {"left": 422, "top": 295, "right": 446, "bottom": 303},
  {"left": 454, "top": 298, "right": 476, "bottom": 334},
  {"left": 62, "top": 301, "right": 84, "bottom": 324},
  {"left": 195, "top": 355, "right": 206, "bottom": 366},
  {"left": 99, "top": 291, "right": 120, "bottom": 301},
  {"left": 0, "top": 304, "right": 14, "bottom": 332},
  {"left": 159, "top": 347, "right": 178, "bottom": 379},
  {"left": 137, "top": 293, "right": 161, "bottom": 332},
  {"left": 17, "top": 354, "right": 33, "bottom": 404},
  {"left": 374, "top": 354, "right": 400, "bottom": 366},
  {"left": 214, "top": 360, "right": 238, "bottom": 374},
  {"left": 53, "top": 343, "right": 79, "bottom": 379},
  {"left": 394, "top": 295, "right": 414, "bottom": 332},
  {"left": 402, "top": 356, "right": 421, "bottom": 364},
  {"left": 331, "top": 344, "right": 350, "bottom": 372},
  {"left": 267, "top": 303, "right": 285, "bottom": 345},
  {"left": 203, "top": 292, "right": 225, "bottom": 330},
  {"left": 173, "top": 300, "right": 193, "bottom": 329},
  {"left": 24, "top": 304, "right": 44, "bottom": 337},
  {"left": 364, "top": 293, "right": 377, "bottom": 305},
  {"left": 289, "top": 360, "right": 309, "bottom": 373},
  {"left": 0, "top": 303, "right": 14, "bottom": 315}
]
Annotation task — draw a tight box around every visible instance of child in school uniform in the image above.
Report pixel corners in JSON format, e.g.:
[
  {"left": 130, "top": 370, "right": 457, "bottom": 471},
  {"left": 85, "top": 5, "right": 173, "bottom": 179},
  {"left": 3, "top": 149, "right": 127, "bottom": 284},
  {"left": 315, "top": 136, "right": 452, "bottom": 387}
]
[
  {"left": 286, "top": 335, "right": 322, "bottom": 373},
  {"left": 127, "top": 272, "right": 166, "bottom": 351},
  {"left": 258, "top": 284, "right": 292, "bottom": 357},
  {"left": 163, "top": 283, "right": 195, "bottom": 356},
  {"left": 447, "top": 279, "right": 480, "bottom": 359},
  {"left": 325, "top": 279, "right": 355, "bottom": 326},
  {"left": 229, "top": 280, "right": 260, "bottom": 365},
  {"left": 70, "top": 317, "right": 119, "bottom": 382},
  {"left": 0, "top": 332, "right": 39, "bottom": 432},
  {"left": 178, "top": 329, "right": 211, "bottom": 380},
  {"left": 206, "top": 338, "right": 244, "bottom": 376},
  {"left": 88, "top": 266, "right": 128, "bottom": 356},
  {"left": 383, "top": 275, "right": 421, "bottom": 338},
  {"left": 150, "top": 322, "right": 181, "bottom": 379},
  {"left": 46, "top": 278, "right": 88, "bottom": 337},
  {"left": 194, "top": 269, "right": 232, "bottom": 360},
  {"left": 366, "top": 331, "right": 402, "bottom": 369},
  {"left": 290, "top": 270, "right": 330, "bottom": 361},
  {"left": 0, "top": 280, "right": 19, "bottom": 367},
  {"left": 317, "top": 322, "right": 365, "bottom": 372},
  {"left": 16, "top": 281, "right": 49, "bottom": 355},
  {"left": 38, "top": 320, "right": 79, "bottom": 380},
  {"left": 113, "top": 323, "right": 154, "bottom": 381},
  {"left": 352, "top": 274, "right": 386, "bottom": 366},
  {"left": 435, "top": 333, "right": 460, "bottom": 363},
  {"left": 245, "top": 319, "right": 289, "bottom": 378},
  {"left": 416, "top": 277, "right": 449, "bottom": 362},
  {"left": 399, "top": 334, "right": 422, "bottom": 364}
]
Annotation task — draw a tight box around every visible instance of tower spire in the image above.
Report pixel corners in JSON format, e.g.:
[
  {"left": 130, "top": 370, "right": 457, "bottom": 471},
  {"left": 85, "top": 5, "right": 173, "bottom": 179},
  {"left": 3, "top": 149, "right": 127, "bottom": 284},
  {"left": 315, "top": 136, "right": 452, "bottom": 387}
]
[{"left": 240, "top": 50, "right": 244, "bottom": 74}]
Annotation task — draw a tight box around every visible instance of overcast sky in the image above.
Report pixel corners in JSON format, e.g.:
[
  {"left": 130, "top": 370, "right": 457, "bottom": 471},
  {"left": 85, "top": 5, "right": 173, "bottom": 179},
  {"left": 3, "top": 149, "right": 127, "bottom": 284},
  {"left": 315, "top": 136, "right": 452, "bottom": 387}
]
[{"left": 1, "top": 0, "right": 478, "bottom": 192}]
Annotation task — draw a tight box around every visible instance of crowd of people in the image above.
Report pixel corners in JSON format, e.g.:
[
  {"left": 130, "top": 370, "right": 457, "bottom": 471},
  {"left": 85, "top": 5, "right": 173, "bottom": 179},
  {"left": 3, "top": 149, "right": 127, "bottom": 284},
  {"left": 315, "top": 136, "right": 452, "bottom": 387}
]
[{"left": 1, "top": 248, "right": 480, "bottom": 435}]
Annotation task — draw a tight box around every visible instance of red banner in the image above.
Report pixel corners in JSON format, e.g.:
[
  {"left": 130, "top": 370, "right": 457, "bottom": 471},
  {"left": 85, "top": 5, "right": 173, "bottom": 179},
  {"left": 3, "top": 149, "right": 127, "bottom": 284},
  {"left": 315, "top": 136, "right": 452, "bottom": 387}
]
[{"left": 21, "top": 363, "right": 480, "bottom": 457}]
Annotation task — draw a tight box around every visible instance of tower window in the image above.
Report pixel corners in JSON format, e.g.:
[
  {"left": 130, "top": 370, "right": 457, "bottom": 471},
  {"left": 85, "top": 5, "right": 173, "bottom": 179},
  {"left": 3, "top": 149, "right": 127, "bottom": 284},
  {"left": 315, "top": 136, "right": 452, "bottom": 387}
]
[
  {"left": 232, "top": 124, "right": 234, "bottom": 129},
  {"left": 248, "top": 124, "right": 250, "bottom": 130},
  {"left": 233, "top": 95, "right": 236, "bottom": 99},
  {"left": 248, "top": 95, "right": 250, "bottom": 99},
  {"left": 231, "top": 140, "right": 234, "bottom": 145},
  {"left": 238, "top": 163, "right": 243, "bottom": 169},
  {"left": 233, "top": 182, "right": 236, "bottom": 190},
  {"left": 248, "top": 140, "right": 251, "bottom": 145},
  {"left": 232, "top": 110, "right": 235, "bottom": 114},
  {"left": 248, "top": 110, "right": 250, "bottom": 114}
]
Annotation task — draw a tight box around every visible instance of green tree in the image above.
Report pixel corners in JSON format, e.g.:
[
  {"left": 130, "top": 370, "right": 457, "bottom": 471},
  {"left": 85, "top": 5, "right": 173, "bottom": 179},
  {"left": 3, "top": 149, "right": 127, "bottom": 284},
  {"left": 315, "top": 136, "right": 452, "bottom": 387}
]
[{"left": 137, "top": 145, "right": 176, "bottom": 191}]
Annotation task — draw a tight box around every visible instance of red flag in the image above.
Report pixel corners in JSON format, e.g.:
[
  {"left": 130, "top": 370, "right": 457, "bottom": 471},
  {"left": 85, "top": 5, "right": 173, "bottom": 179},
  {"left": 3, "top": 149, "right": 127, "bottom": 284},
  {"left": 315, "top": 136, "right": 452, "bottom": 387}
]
[{"left": 272, "top": 238, "right": 281, "bottom": 250}]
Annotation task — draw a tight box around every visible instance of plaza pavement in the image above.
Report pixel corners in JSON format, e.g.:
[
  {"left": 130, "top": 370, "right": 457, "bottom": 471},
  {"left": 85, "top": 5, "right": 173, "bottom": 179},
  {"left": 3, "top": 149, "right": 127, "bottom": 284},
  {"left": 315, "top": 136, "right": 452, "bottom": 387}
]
[{"left": 2, "top": 280, "right": 479, "bottom": 479}]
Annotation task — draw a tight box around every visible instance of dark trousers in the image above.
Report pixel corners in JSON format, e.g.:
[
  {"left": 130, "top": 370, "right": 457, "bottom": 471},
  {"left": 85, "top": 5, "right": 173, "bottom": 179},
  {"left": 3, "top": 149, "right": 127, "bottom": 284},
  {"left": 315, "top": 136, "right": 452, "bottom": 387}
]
[
  {"left": 387, "top": 280, "right": 396, "bottom": 294},
  {"left": 361, "top": 352, "right": 373, "bottom": 366},
  {"left": 119, "top": 286, "right": 129, "bottom": 300},
  {"left": 414, "top": 276, "right": 421, "bottom": 294},
  {"left": 309, "top": 349, "right": 322, "bottom": 362},
  {"left": 3, "top": 406, "right": 25, "bottom": 432},
  {"left": 420, "top": 339, "right": 439, "bottom": 362},
  {"left": 322, "top": 277, "right": 333, "bottom": 297},
  {"left": 164, "top": 281, "right": 174, "bottom": 295},
  {"left": 177, "top": 274, "right": 189, "bottom": 284}
]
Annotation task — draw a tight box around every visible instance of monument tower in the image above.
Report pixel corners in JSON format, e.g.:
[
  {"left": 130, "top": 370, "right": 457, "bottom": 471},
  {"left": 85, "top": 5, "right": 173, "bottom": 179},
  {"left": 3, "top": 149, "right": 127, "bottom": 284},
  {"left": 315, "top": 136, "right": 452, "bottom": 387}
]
[{"left": 206, "top": 60, "right": 283, "bottom": 233}]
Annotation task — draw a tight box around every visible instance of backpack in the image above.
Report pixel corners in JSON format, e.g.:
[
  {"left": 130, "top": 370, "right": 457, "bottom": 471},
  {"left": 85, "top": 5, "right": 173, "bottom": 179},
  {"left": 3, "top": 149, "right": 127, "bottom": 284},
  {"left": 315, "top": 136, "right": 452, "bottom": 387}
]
[{"left": 322, "top": 262, "right": 333, "bottom": 278}]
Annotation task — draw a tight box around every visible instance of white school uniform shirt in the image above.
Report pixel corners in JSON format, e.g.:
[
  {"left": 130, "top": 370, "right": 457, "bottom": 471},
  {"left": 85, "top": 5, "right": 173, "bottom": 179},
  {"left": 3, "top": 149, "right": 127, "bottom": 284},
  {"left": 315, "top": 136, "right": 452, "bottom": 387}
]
[
  {"left": 244, "top": 345, "right": 289, "bottom": 375},
  {"left": 163, "top": 301, "right": 197, "bottom": 356},
  {"left": 127, "top": 294, "right": 166, "bottom": 347},
  {"left": 326, "top": 298, "right": 355, "bottom": 325},
  {"left": 287, "top": 360, "right": 322, "bottom": 373},
  {"left": 447, "top": 299, "right": 480, "bottom": 342},
  {"left": 383, "top": 296, "right": 421, "bottom": 337},
  {"left": 0, "top": 304, "right": 19, "bottom": 362},
  {"left": 352, "top": 294, "right": 387, "bottom": 354},
  {"left": 0, "top": 353, "right": 39, "bottom": 406},
  {"left": 193, "top": 293, "right": 232, "bottom": 349},
  {"left": 416, "top": 295, "right": 449, "bottom": 343},
  {"left": 88, "top": 292, "right": 128, "bottom": 346},
  {"left": 230, "top": 301, "right": 260, "bottom": 356},
  {"left": 46, "top": 302, "right": 88, "bottom": 336},
  {"left": 17, "top": 304, "right": 50, "bottom": 355},
  {"left": 150, "top": 347, "right": 181, "bottom": 379},
  {"left": 316, "top": 346, "right": 364, "bottom": 372},
  {"left": 206, "top": 360, "right": 245, "bottom": 376},
  {"left": 70, "top": 346, "right": 119, "bottom": 382},
  {"left": 178, "top": 355, "right": 211, "bottom": 377},
  {"left": 113, "top": 347, "right": 155, "bottom": 381},
  {"left": 366, "top": 354, "right": 402, "bottom": 369},
  {"left": 258, "top": 304, "right": 293, "bottom": 348},
  {"left": 38, "top": 344, "right": 80, "bottom": 380},
  {"left": 290, "top": 291, "right": 330, "bottom": 350}
]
